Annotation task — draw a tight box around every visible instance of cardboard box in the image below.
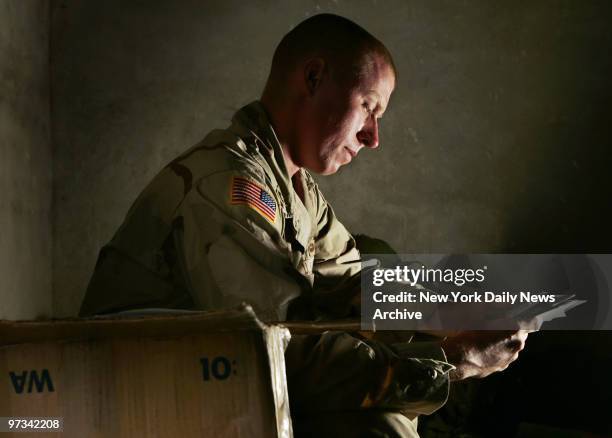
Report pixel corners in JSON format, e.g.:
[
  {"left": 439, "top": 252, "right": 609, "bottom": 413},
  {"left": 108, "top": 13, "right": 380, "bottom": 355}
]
[{"left": 0, "top": 305, "right": 292, "bottom": 437}]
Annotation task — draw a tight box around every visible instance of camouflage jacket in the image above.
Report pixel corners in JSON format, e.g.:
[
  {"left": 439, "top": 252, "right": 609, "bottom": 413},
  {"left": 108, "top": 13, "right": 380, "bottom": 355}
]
[{"left": 80, "top": 101, "right": 453, "bottom": 415}]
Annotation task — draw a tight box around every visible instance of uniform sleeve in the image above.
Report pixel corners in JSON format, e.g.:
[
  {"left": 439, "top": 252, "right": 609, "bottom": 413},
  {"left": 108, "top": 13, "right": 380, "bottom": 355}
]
[
  {"left": 176, "top": 159, "right": 308, "bottom": 321},
  {"left": 286, "top": 332, "right": 454, "bottom": 415},
  {"left": 180, "top": 163, "right": 454, "bottom": 415},
  {"left": 287, "top": 176, "right": 454, "bottom": 415},
  {"left": 311, "top": 184, "right": 361, "bottom": 284},
  {"left": 294, "top": 181, "right": 363, "bottom": 319}
]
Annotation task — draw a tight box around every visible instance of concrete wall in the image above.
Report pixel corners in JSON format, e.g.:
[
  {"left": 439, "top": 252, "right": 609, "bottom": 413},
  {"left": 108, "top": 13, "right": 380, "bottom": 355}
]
[
  {"left": 0, "top": 0, "right": 52, "bottom": 320},
  {"left": 50, "top": 0, "right": 612, "bottom": 317}
]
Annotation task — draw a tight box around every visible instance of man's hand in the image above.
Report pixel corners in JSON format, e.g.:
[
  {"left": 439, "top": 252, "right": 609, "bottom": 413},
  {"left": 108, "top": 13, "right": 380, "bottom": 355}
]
[{"left": 440, "top": 330, "right": 529, "bottom": 381}]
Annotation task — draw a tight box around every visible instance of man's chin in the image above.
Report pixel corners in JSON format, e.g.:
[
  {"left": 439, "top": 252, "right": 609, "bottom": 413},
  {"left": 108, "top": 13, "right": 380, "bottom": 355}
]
[
  {"left": 309, "top": 163, "right": 341, "bottom": 176},
  {"left": 301, "top": 158, "right": 342, "bottom": 175}
]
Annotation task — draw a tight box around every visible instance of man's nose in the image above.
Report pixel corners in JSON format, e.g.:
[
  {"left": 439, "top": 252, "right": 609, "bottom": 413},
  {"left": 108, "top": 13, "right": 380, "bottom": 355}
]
[{"left": 357, "top": 116, "right": 379, "bottom": 149}]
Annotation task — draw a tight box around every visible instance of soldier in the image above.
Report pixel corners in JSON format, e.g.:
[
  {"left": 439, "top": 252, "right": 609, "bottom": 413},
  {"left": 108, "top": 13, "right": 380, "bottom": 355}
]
[{"left": 79, "top": 14, "right": 527, "bottom": 437}]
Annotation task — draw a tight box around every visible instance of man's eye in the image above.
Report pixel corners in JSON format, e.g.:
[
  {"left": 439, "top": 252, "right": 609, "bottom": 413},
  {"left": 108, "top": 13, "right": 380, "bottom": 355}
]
[{"left": 363, "top": 103, "right": 372, "bottom": 114}]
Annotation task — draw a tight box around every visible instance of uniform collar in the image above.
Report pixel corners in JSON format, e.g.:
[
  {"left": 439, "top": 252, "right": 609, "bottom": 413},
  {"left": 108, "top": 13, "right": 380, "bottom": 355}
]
[
  {"left": 231, "top": 101, "right": 296, "bottom": 209},
  {"left": 231, "top": 101, "right": 314, "bottom": 248}
]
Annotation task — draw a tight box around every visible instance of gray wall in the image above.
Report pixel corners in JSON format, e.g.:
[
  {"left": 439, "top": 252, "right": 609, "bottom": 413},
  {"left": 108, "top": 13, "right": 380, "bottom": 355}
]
[
  {"left": 51, "top": 0, "right": 612, "bottom": 317},
  {"left": 1, "top": 0, "right": 52, "bottom": 320}
]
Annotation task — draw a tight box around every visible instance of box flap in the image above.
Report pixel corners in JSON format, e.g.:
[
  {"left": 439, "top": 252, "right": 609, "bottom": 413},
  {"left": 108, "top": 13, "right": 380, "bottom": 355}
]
[{"left": 0, "top": 303, "right": 267, "bottom": 346}]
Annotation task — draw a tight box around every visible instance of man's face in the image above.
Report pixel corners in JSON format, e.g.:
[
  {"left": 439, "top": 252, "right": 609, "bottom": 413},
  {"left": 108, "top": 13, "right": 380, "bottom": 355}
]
[{"left": 295, "top": 55, "right": 395, "bottom": 175}]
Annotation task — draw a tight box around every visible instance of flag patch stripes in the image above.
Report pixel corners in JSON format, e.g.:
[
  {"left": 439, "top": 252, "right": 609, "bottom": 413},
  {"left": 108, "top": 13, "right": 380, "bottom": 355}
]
[{"left": 230, "top": 176, "right": 277, "bottom": 223}]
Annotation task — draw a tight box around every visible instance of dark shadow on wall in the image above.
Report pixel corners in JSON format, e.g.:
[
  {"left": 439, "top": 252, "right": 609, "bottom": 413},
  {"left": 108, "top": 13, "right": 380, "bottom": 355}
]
[
  {"left": 420, "top": 3, "right": 612, "bottom": 436},
  {"left": 498, "top": 1, "right": 612, "bottom": 254}
]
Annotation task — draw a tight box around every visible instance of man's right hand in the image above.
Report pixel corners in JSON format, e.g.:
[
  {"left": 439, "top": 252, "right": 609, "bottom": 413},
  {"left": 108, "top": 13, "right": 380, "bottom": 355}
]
[{"left": 440, "top": 330, "right": 529, "bottom": 381}]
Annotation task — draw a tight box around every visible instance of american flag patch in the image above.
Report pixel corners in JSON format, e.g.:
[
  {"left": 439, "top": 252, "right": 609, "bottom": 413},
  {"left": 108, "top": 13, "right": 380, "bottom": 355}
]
[{"left": 230, "top": 176, "right": 277, "bottom": 223}]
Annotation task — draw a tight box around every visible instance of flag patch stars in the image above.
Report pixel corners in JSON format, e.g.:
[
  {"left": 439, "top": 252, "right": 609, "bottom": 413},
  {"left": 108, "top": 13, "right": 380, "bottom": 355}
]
[{"left": 230, "top": 176, "right": 277, "bottom": 223}]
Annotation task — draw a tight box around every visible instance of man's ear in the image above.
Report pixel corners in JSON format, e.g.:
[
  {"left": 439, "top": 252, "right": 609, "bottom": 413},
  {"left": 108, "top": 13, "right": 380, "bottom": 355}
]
[{"left": 304, "top": 58, "right": 326, "bottom": 96}]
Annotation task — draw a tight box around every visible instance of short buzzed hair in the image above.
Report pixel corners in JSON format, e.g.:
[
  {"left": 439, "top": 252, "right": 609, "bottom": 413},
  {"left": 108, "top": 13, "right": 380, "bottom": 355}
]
[{"left": 268, "top": 14, "right": 396, "bottom": 86}]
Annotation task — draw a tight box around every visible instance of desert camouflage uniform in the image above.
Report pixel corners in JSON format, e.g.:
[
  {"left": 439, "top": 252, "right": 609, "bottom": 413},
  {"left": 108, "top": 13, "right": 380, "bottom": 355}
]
[{"left": 80, "top": 101, "right": 453, "bottom": 437}]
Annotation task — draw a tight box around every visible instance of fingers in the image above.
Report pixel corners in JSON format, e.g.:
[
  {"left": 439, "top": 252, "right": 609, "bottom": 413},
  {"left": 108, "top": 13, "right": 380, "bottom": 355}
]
[
  {"left": 504, "top": 339, "right": 524, "bottom": 353},
  {"left": 518, "top": 316, "right": 542, "bottom": 332},
  {"left": 512, "top": 329, "right": 529, "bottom": 341},
  {"left": 507, "top": 330, "right": 528, "bottom": 348},
  {"left": 442, "top": 329, "right": 530, "bottom": 381},
  {"left": 483, "top": 331, "right": 527, "bottom": 373},
  {"left": 494, "top": 350, "right": 520, "bottom": 374}
]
